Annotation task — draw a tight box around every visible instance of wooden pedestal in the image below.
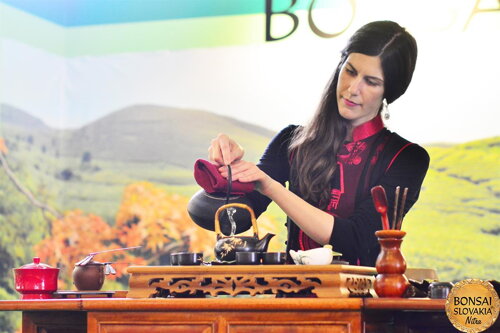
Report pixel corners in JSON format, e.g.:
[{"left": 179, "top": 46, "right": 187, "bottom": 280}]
[{"left": 127, "top": 264, "right": 377, "bottom": 298}]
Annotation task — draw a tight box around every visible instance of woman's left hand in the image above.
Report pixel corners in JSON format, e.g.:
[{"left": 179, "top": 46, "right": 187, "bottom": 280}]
[{"left": 218, "top": 160, "right": 274, "bottom": 195}]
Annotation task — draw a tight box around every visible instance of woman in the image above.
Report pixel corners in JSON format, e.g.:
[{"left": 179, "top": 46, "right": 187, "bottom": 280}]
[{"left": 208, "top": 21, "right": 429, "bottom": 266}]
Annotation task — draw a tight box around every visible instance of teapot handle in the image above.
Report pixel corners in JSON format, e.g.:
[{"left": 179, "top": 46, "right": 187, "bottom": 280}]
[{"left": 214, "top": 203, "right": 258, "bottom": 238}]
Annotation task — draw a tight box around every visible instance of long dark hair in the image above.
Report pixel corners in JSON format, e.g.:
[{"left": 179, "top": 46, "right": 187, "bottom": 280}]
[{"left": 289, "top": 21, "right": 418, "bottom": 208}]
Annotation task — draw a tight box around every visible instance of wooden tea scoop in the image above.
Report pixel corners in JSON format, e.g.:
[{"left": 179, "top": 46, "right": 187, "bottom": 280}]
[
  {"left": 371, "top": 185, "right": 390, "bottom": 230},
  {"left": 75, "top": 246, "right": 142, "bottom": 266}
]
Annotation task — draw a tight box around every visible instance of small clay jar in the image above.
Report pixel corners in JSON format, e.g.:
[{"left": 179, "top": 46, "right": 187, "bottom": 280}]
[{"left": 72, "top": 261, "right": 105, "bottom": 291}]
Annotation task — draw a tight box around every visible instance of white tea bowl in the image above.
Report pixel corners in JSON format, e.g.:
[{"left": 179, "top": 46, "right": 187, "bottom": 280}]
[{"left": 289, "top": 245, "right": 342, "bottom": 265}]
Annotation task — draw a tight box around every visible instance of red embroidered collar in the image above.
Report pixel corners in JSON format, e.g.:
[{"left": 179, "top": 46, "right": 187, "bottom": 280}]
[{"left": 351, "top": 115, "right": 385, "bottom": 142}]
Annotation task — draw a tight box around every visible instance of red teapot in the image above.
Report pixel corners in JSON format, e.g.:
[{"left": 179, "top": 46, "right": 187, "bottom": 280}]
[{"left": 13, "top": 257, "right": 59, "bottom": 299}]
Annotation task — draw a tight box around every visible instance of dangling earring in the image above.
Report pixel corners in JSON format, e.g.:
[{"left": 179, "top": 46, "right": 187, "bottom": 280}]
[{"left": 382, "top": 99, "right": 390, "bottom": 120}]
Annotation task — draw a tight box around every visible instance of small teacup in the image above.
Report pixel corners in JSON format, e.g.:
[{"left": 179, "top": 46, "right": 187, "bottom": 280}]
[{"left": 289, "top": 245, "right": 341, "bottom": 265}]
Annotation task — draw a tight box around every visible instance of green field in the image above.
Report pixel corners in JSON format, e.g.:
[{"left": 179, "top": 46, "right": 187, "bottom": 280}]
[{"left": 402, "top": 137, "right": 500, "bottom": 281}]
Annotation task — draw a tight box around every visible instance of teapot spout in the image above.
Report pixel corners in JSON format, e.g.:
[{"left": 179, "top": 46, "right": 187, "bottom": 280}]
[{"left": 256, "top": 233, "right": 275, "bottom": 253}]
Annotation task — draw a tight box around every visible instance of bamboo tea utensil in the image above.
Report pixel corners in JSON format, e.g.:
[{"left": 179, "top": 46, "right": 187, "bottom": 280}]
[
  {"left": 75, "top": 246, "right": 142, "bottom": 266},
  {"left": 371, "top": 185, "right": 390, "bottom": 230},
  {"left": 391, "top": 186, "right": 400, "bottom": 229},
  {"left": 396, "top": 187, "right": 409, "bottom": 230}
]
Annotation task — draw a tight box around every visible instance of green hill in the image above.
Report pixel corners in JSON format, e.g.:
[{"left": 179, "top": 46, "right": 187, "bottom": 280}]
[
  {"left": 0, "top": 104, "right": 275, "bottom": 220},
  {"left": 1, "top": 103, "right": 275, "bottom": 167},
  {"left": 403, "top": 137, "right": 500, "bottom": 282},
  {"left": 61, "top": 104, "right": 275, "bottom": 168}
]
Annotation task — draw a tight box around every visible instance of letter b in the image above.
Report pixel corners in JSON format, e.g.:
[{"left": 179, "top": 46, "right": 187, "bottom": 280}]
[{"left": 265, "top": 0, "right": 299, "bottom": 41}]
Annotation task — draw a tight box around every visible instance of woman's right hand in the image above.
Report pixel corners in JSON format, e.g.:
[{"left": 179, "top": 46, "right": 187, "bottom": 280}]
[
  {"left": 217, "top": 160, "right": 275, "bottom": 195},
  {"left": 208, "top": 133, "right": 244, "bottom": 166}
]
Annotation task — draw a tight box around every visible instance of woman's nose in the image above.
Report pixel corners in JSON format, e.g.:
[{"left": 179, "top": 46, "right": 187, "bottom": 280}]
[{"left": 348, "top": 78, "right": 362, "bottom": 95}]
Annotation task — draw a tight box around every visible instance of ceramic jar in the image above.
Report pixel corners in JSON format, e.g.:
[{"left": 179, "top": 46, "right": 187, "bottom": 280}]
[{"left": 72, "top": 261, "right": 105, "bottom": 291}]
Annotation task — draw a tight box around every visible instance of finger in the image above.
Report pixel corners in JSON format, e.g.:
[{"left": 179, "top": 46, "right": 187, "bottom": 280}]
[
  {"left": 208, "top": 139, "right": 224, "bottom": 165},
  {"left": 218, "top": 165, "right": 240, "bottom": 179},
  {"left": 228, "top": 160, "right": 252, "bottom": 177},
  {"left": 235, "top": 172, "right": 259, "bottom": 183},
  {"left": 217, "top": 134, "right": 233, "bottom": 166},
  {"left": 232, "top": 164, "right": 261, "bottom": 182},
  {"left": 225, "top": 159, "right": 245, "bottom": 172},
  {"left": 229, "top": 142, "right": 244, "bottom": 163},
  {"left": 218, "top": 165, "right": 228, "bottom": 178},
  {"left": 219, "top": 160, "right": 249, "bottom": 179},
  {"left": 235, "top": 167, "right": 260, "bottom": 182}
]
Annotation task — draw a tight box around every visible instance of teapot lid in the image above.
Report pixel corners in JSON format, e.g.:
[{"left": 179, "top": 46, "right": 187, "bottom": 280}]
[{"left": 18, "top": 257, "right": 56, "bottom": 270}]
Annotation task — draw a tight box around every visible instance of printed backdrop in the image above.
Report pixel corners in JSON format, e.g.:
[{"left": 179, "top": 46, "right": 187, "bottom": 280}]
[{"left": 0, "top": 1, "right": 499, "bottom": 330}]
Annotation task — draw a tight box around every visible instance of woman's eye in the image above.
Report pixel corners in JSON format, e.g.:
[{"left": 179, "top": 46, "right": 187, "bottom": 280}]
[
  {"left": 366, "top": 79, "right": 381, "bottom": 86},
  {"left": 345, "top": 68, "right": 356, "bottom": 75}
]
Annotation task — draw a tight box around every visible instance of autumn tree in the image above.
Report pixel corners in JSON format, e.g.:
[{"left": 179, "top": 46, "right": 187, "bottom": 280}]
[
  {"left": 115, "top": 181, "right": 286, "bottom": 262},
  {"left": 115, "top": 182, "right": 214, "bottom": 263},
  {"left": 34, "top": 211, "right": 110, "bottom": 287}
]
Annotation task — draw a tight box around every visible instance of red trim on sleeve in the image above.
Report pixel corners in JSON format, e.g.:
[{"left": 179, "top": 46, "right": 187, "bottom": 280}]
[{"left": 385, "top": 143, "right": 413, "bottom": 173}]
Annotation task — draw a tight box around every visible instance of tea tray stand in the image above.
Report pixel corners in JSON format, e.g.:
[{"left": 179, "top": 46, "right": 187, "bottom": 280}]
[{"left": 126, "top": 265, "right": 377, "bottom": 298}]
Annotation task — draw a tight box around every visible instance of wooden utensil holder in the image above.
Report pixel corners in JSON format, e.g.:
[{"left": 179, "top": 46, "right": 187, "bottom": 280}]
[{"left": 374, "top": 230, "right": 409, "bottom": 297}]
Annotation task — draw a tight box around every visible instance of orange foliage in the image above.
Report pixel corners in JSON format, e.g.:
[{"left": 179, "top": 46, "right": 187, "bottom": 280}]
[
  {"left": 35, "top": 210, "right": 112, "bottom": 267},
  {"left": 0, "top": 137, "right": 8, "bottom": 154},
  {"left": 35, "top": 210, "right": 147, "bottom": 287},
  {"left": 35, "top": 210, "right": 114, "bottom": 287},
  {"left": 115, "top": 182, "right": 214, "bottom": 258}
]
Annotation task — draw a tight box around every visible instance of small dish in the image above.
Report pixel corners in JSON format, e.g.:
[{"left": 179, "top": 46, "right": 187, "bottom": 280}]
[
  {"left": 170, "top": 252, "right": 203, "bottom": 266},
  {"left": 262, "top": 252, "right": 286, "bottom": 265},
  {"left": 289, "top": 245, "right": 342, "bottom": 265},
  {"left": 236, "top": 252, "right": 261, "bottom": 265}
]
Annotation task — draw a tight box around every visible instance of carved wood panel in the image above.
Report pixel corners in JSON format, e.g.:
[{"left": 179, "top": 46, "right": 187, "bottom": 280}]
[{"left": 127, "top": 265, "right": 376, "bottom": 299}]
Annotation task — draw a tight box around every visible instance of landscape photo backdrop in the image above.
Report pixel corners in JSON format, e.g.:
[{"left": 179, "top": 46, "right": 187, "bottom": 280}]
[{"left": 0, "top": 0, "right": 499, "bottom": 331}]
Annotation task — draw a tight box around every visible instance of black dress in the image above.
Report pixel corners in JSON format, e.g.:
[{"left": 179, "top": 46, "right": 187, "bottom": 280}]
[{"left": 246, "top": 115, "right": 430, "bottom": 266}]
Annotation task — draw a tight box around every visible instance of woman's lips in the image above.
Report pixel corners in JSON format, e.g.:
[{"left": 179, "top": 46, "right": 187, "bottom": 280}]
[{"left": 343, "top": 97, "right": 359, "bottom": 107}]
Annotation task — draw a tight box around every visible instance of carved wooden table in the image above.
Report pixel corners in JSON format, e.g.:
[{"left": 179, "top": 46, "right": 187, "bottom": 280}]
[
  {"left": 127, "top": 264, "right": 377, "bottom": 298},
  {"left": 2, "top": 265, "right": 499, "bottom": 332},
  {"left": 3, "top": 297, "right": 497, "bottom": 333}
]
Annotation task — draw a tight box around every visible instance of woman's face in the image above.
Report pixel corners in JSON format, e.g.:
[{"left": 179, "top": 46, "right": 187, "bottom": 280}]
[{"left": 336, "top": 53, "right": 385, "bottom": 127}]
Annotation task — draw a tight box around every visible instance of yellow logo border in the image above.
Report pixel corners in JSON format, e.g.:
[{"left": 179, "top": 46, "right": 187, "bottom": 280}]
[{"left": 445, "top": 279, "right": 499, "bottom": 333}]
